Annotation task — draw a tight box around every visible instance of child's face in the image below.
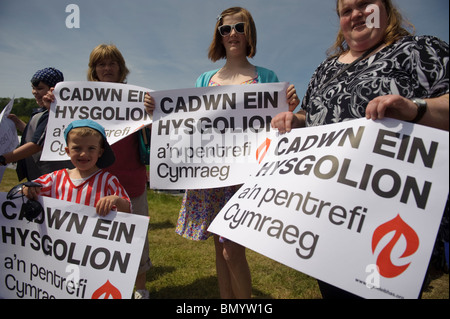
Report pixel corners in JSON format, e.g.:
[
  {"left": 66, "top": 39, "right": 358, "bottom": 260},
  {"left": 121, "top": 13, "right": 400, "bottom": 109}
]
[
  {"left": 65, "top": 133, "right": 104, "bottom": 174},
  {"left": 31, "top": 81, "right": 50, "bottom": 107}
]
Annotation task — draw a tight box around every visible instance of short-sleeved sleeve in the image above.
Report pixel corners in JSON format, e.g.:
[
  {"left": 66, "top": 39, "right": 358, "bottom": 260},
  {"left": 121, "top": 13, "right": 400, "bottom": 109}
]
[{"left": 301, "top": 36, "right": 449, "bottom": 127}]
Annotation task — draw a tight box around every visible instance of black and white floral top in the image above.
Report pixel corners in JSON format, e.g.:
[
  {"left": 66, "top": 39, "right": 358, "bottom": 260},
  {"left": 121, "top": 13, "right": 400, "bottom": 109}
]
[{"left": 301, "top": 36, "right": 449, "bottom": 127}]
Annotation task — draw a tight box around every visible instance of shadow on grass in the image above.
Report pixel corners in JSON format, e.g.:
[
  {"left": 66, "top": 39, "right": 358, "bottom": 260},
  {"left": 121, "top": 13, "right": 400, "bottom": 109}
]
[
  {"left": 150, "top": 220, "right": 175, "bottom": 231},
  {"left": 148, "top": 270, "right": 274, "bottom": 299},
  {"left": 151, "top": 275, "right": 220, "bottom": 299},
  {"left": 148, "top": 265, "right": 177, "bottom": 282}
]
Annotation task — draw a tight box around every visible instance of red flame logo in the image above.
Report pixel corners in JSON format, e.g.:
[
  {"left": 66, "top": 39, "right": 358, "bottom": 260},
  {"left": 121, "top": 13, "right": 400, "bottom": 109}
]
[
  {"left": 372, "top": 215, "right": 420, "bottom": 278},
  {"left": 91, "top": 280, "right": 122, "bottom": 299},
  {"left": 256, "top": 138, "right": 271, "bottom": 164}
]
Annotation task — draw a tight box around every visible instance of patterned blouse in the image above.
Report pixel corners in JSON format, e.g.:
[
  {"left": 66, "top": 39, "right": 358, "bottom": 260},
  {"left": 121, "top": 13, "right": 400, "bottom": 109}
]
[{"left": 301, "top": 36, "right": 449, "bottom": 127}]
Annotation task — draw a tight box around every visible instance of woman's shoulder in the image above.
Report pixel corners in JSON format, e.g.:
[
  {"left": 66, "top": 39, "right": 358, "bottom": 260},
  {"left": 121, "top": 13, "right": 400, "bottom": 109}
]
[
  {"left": 255, "top": 66, "right": 279, "bottom": 83},
  {"left": 195, "top": 69, "right": 221, "bottom": 87},
  {"left": 394, "top": 35, "right": 449, "bottom": 50}
]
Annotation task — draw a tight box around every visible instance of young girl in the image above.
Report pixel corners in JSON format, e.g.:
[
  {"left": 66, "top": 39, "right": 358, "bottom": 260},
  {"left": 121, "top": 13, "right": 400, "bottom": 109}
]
[
  {"left": 145, "top": 7, "right": 299, "bottom": 299},
  {"left": 23, "top": 119, "right": 131, "bottom": 216}
]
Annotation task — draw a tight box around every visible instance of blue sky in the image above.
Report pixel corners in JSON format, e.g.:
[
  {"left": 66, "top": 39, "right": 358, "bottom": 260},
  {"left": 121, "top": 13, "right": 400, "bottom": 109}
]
[{"left": 0, "top": 0, "right": 448, "bottom": 101}]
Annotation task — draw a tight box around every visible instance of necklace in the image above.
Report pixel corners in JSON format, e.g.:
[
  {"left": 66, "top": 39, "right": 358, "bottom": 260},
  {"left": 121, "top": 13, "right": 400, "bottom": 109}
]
[{"left": 319, "top": 41, "right": 384, "bottom": 93}]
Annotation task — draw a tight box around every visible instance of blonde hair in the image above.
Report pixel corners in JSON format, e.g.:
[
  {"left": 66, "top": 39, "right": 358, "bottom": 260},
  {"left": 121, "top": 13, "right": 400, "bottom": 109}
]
[
  {"left": 208, "top": 7, "right": 257, "bottom": 62},
  {"left": 87, "top": 44, "right": 130, "bottom": 83},
  {"left": 67, "top": 127, "right": 105, "bottom": 148},
  {"left": 328, "top": 0, "right": 415, "bottom": 57}
]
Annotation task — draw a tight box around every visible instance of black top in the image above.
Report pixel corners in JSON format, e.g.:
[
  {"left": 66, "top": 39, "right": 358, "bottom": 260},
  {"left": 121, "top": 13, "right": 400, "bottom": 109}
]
[{"left": 302, "top": 36, "right": 449, "bottom": 127}]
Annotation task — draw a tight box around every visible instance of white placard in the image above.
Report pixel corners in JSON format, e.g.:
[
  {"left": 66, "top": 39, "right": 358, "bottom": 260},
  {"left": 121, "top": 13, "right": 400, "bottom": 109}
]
[
  {"left": 0, "top": 98, "right": 19, "bottom": 181},
  {"left": 209, "top": 118, "right": 449, "bottom": 299},
  {"left": 41, "top": 81, "right": 152, "bottom": 161},
  {"left": 0, "top": 193, "right": 149, "bottom": 299},
  {"left": 150, "top": 82, "right": 289, "bottom": 189}
]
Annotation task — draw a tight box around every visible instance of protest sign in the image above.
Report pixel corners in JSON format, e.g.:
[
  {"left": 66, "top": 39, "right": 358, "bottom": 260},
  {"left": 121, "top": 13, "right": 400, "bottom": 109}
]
[
  {"left": 208, "top": 118, "right": 449, "bottom": 299},
  {"left": 0, "top": 98, "right": 19, "bottom": 182},
  {"left": 0, "top": 193, "right": 149, "bottom": 299},
  {"left": 41, "top": 81, "right": 152, "bottom": 161},
  {"left": 149, "top": 82, "right": 289, "bottom": 189}
]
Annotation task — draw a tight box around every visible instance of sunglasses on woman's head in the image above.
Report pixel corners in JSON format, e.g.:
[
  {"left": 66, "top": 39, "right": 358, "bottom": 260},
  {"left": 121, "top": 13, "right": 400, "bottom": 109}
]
[{"left": 218, "top": 22, "right": 245, "bottom": 37}]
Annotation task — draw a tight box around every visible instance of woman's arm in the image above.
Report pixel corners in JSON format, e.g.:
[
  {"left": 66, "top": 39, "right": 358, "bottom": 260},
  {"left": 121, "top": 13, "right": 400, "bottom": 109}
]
[{"left": 365, "top": 94, "right": 449, "bottom": 131}]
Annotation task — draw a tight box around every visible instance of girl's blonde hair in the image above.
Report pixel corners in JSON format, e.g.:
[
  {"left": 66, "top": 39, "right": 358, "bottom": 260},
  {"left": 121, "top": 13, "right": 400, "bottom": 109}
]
[
  {"left": 328, "top": 0, "right": 415, "bottom": 57},
  {"left": 208, "top": 7, "right": 257, "bottom": 62},
  {"left": 87, "top": 44, "right": 130, "bottom": 83}
]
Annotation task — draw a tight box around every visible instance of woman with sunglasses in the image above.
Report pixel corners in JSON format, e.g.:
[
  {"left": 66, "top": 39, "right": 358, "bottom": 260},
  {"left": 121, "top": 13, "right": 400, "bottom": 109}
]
[{"left": 163, "top": 7, "right": 298, "bottom": 299}]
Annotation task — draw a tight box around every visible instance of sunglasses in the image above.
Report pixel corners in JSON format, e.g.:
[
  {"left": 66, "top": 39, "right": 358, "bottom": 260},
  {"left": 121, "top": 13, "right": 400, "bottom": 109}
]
[
  {"left": 218, "top": 22, "right": 245, "bottom": 37},
  {"left": 7, "top": 182, "right": 44, "bottom": 222}
]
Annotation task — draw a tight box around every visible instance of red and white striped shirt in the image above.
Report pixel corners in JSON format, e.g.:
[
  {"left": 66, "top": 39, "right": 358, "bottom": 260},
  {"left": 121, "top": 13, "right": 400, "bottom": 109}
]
[{"left": 34, "top": 169, "right": 131, "bottom": 209}]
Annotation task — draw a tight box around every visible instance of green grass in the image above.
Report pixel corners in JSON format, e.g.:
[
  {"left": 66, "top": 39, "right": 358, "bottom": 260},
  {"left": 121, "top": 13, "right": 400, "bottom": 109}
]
[
  {"left": 146, "top": 189, "right": 322, "bottom": 299},
  {"left": 1, "top": 168, "right": 448, "bottom": 299}
]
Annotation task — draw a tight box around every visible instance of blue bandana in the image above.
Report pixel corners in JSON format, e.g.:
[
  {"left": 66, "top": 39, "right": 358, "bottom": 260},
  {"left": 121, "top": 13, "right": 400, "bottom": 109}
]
[{"left": 31, "top": 67, "right": 64, "bottom": 88}]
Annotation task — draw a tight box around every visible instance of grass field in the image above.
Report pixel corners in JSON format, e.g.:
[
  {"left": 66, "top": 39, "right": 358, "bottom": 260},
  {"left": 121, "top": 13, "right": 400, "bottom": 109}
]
[{"left": 1, "top": 167, "right": 448, "bottom": 299}]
